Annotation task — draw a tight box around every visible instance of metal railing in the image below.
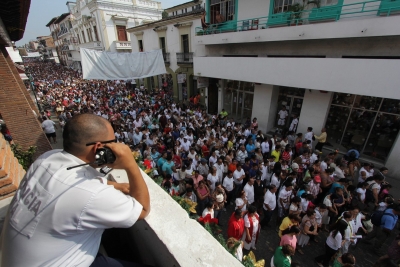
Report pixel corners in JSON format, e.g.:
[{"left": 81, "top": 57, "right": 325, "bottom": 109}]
[
  {"left": 176, "top": 52, "right": 193, "bottom": 64},
  {"left": 195, "top": 0, "right": 400, "bottom": 35},
  {"left": 163, "top": 52, "right": 170, "bottom": 63}
]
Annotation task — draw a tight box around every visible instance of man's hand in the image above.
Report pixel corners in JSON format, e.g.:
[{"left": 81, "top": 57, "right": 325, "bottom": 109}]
[{"left": 104, "top": 142, "right": 137, "bottom": 170}]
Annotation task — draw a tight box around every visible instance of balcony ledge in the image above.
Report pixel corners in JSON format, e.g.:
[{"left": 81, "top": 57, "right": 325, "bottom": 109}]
[{"left": 110, "top": 169, "right": 243, "bottom": 267}]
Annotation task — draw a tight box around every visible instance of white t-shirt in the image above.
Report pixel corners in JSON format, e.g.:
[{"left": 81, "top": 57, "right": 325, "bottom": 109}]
[
  {"left": 207, "top": 174, "right": 218, "bottom": 191},
  {"left": 270, "top": 174, "right": 280, "bottom": 188},
  {"left": 222, "top": 176, "right": 234, "bottom": 192},
  {"left": 326, "top": 232, "right": 343, "bottom": 250},
  {"left": 243, "top": 183, "right": 255, "bottom": 204},
  {"left": 300, "top": 198, "right": 309, "bottom": 212},
  {"left": 235, "top": 198, "right": 247, "bottom": 212},
  {"left": 0, "top": 150, "right": 142, "bottom": 267},
  {"left": 42, "top": 120, "right": 56, "bottom": 134},
  {"left": 202, "top": 208, "right": 214, "bottom": 219},
  {"left": 278, "top": 110, "right": 288, "bottom": 119},
  {"left": 263, "top": 190, "right": 276, "bottom": 211},
  {"left": 356, "top": 188, "right": 366, "bottom": 202},
  {"left": 233, "top": 169, "right": 245, "bottom": 185},
  {"left": 278, "top": 189, "right": 292, "bottom": 208}
]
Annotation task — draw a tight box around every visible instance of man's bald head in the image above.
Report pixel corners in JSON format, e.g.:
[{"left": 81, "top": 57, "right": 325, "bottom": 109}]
[{"left": 63, "top": 114, "right": 111, "bottom": 155}]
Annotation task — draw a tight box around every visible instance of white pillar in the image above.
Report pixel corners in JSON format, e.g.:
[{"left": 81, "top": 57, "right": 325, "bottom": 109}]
[
  {"left": 297, "top": 89, "right": 332, "bottom": 138},
  {"left": 384, "top": 134, "right": 400, "bottom": 176},
  {"left": 252, "top": 84, "right": 279, "bottom": 133}
]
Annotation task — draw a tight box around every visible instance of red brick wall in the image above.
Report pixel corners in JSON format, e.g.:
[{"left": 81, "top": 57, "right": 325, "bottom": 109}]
[
  {"left": 0, "top": 134, "right": 25, "bottom": 200},
  {"left": 0, "top": 46, "right": 52, "bottom": 157}
]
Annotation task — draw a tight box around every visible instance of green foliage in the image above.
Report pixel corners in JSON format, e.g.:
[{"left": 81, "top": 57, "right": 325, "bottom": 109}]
[
  {"left": 162, "top": 11, "right": 168, "bottom": 19},
  {"left": 10, "top": 144, "right": 36, "bottom": 171}
]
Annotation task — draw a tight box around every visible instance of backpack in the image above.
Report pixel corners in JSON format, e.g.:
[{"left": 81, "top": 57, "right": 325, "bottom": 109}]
[{"left": 371, "top": 209, "right": 395, "bottom": 226}]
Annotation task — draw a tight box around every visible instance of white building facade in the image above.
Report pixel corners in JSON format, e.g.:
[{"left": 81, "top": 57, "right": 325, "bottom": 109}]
[
  {"left": 127, "top": 0, "right": 206, "bottom": 103},
  {"left": 193, "top": 0, "right": 400, "bottom": 173},
  {"left": 65, "top": 0, "right": 162, "bottom": 70}
]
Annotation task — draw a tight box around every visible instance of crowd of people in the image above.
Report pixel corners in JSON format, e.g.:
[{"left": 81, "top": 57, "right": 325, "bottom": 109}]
[{"left": 27, "top": 61, "right": 399, "bottom": 267}]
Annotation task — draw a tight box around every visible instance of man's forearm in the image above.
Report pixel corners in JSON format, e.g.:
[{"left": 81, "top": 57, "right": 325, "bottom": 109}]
[{"left": 126, "top": 162, "right": 150, "bottom": 219}]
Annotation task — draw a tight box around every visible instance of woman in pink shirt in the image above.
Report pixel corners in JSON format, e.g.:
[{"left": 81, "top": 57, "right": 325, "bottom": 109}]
[{"left": 280, "top": 226, "right": 300, "bottom": 251}]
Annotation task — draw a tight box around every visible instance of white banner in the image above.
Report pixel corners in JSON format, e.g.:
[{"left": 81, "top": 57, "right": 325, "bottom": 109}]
[{"left": 81, "top": 48, "right": 166, "bottom": 80}]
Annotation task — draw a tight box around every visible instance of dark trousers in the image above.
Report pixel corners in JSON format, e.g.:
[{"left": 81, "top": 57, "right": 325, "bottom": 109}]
[
  {"left": 315, "top": 243, "right": 338, "bottom": 267},
  {"left": 365, "top": 226, "right": 390, "bottom": 252},
  {"left": 315, "top": 142, "right": 325, "bottom": 152},
  {"left": 261, "top": 209, "right": 274, "bottom": 226},
  {"left": 90, "top": 253, "right": 150, "bottom": 267}
]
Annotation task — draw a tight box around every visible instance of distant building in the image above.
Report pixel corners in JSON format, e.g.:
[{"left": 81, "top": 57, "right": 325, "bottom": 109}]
[{"left": 127, "top": 0, "right": 205, "bottom": 102}]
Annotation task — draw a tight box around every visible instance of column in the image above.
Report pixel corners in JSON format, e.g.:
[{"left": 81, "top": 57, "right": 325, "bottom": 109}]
[
  {"left": 297, "top": 90, "right": 333, "bottom": 137},
  {"left": 385, "top": 134, "right": 400, "bottom": 176},
  {"left": 251, "top": 84, "right": 279, "bottom": 133}
]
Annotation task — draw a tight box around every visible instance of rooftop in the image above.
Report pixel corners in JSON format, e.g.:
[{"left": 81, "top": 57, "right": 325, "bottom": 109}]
[{"left": 0, "top": 0, "right": 31, "bottom": 42}]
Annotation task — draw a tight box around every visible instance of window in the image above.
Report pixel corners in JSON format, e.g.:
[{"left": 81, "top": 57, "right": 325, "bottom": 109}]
[
  {"left": 326, "top": 93, "right": 400, "bottom": 162},
  {"left": 210, "top": 0, "right": 235, "bottom": 24},
  {"left": 81, "top": 31, "right": 86, "bottom": 43},
  {"left": 87, "top": 28, "right": 93, "bottom": 42},
  {"left": 159, "top": 37, "right": 166, "bottom": 53},
  {"left": 273, "top": 0, "right": 294, "bottom": 13},
  {"left": 138, "top": 40, "right": 143, "bottom": 52},
  {"left": 181, "top": 34, "right": 189, "bottom": 53},
  {"left": 93, "top": 26, "right": 99, "bottom": 41},
  {"left": 116, "top": 25, "right": 127, "bottom": 41}
]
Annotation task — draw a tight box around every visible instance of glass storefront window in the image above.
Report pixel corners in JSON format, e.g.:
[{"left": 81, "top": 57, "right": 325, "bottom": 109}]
[
  {"left": 239, "top": 81, "right": 254, "bottom": 92},
  {"left": 327, "top": 93, "right": 400, "bottom": 163},
  {"left": 353, "top": 96, "right": 382, "bottom": 110},
  {"left": 363, "top": 114, "right": 400, "bottom": 161},
  {"left": 380, "top": 98, "right": 400, "bottom": 114},
  {"left": 279, "top": 86, "right": 305, "bottom": 97},
  {"left": 325, "top": 105, "right": 351, "bottom": 145},
  {"left": 331, "top": 93, "right": 355, "bottom": 106},
  {"left": 345, "top": 110, "right": 376, "bottom": 151}
]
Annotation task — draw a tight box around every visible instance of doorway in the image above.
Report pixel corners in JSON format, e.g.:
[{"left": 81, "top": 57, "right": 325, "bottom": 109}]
[
  {"left": 222, "top": 80, "right": 254, "bottom": 123},
  {"left": 208, "top": 78, "right": 219, "bottom": 114},
  {"left": 275, "top": 87, "right": 305, "bottom": 129}
]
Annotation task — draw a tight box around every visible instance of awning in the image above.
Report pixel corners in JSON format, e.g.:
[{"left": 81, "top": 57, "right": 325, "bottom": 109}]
[{"left": 19, "top": 73, "right": 29, "bottom": 80}]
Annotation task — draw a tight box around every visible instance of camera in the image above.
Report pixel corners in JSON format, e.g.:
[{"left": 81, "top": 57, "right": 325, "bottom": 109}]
[{"left": 95, "top": 147, "right": 116, "bottom": 166}]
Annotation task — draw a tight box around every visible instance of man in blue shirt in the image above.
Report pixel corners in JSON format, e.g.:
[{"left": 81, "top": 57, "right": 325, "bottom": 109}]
[
  {"left": 162, "top": 155, "right": 175, "bottom": 176},
  {"left": 246, "top": 139, "right": 256, "bottom": 157},
  {"left": 364, "top": 204, "right": 400, "bottom": 255}
]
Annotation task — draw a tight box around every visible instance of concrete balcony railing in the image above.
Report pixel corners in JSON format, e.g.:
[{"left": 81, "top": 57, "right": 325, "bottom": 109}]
[
  {"left": 114, "top": 41, "right": 132, "bottom": 50},
  {"left": 77, "top": 41, "right": 103, "bottom": 50},
  {"left": 109, "top": 169, "right": 243, "bottom": 267}
]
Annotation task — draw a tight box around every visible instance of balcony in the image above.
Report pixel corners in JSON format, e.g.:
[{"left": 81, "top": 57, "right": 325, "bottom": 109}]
[
  {"left": 114, "top": 41, "right": 132, "bottom": 50},
  {"left": 57, "top": 27, "right": 69, "bottom": 38},
  {"left": 195, "top": 0, "right": 400, "bottom": 44},
  {"left": 176, "top": 52, "right": 193, "bottom": 64},
  {"left": 99, "top": 169, "right": 243, "bottom": 266},
  {"left": 77, "top": 41, "right": 103, "bottom": 50},
  {"left": 162, "top": 52, "right": 170, "bottom": 64}
]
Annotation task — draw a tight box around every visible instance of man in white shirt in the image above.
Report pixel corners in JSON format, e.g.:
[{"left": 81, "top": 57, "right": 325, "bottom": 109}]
[
  {"left": 236, "top": 145, "right": 248, "bottom": 164},
  {"left": 261, "top": 140, "right": 270, "bottom": 157},
  {"left": 233, "top": 164, "right": 245, "bottom": 197},
  {"left": 222, "top": 171, "right": 235, "bottom": 204},
  {"left": 41, "top": 116, "right": 58, "bottom": 144},
  {"left": 0, "top": 114, "right": 150, "bottom": 267},
  {"left": 243, "top": 177, "right": 255, "bottom": 205},
  {"left": 214, "top": 158, "right": 224, "bottom": 183},
  {"left": 304, "top": 127, "right": 314, "bottom": 143},
  {"left": 261, "top": 185, "right": 277, "bottom": 227},
  {"left": 277, "top": 106, "right": 288, "bottom": 128},
  {"left": 180, "top": 137, "right": 191, "bottom": 153}
]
